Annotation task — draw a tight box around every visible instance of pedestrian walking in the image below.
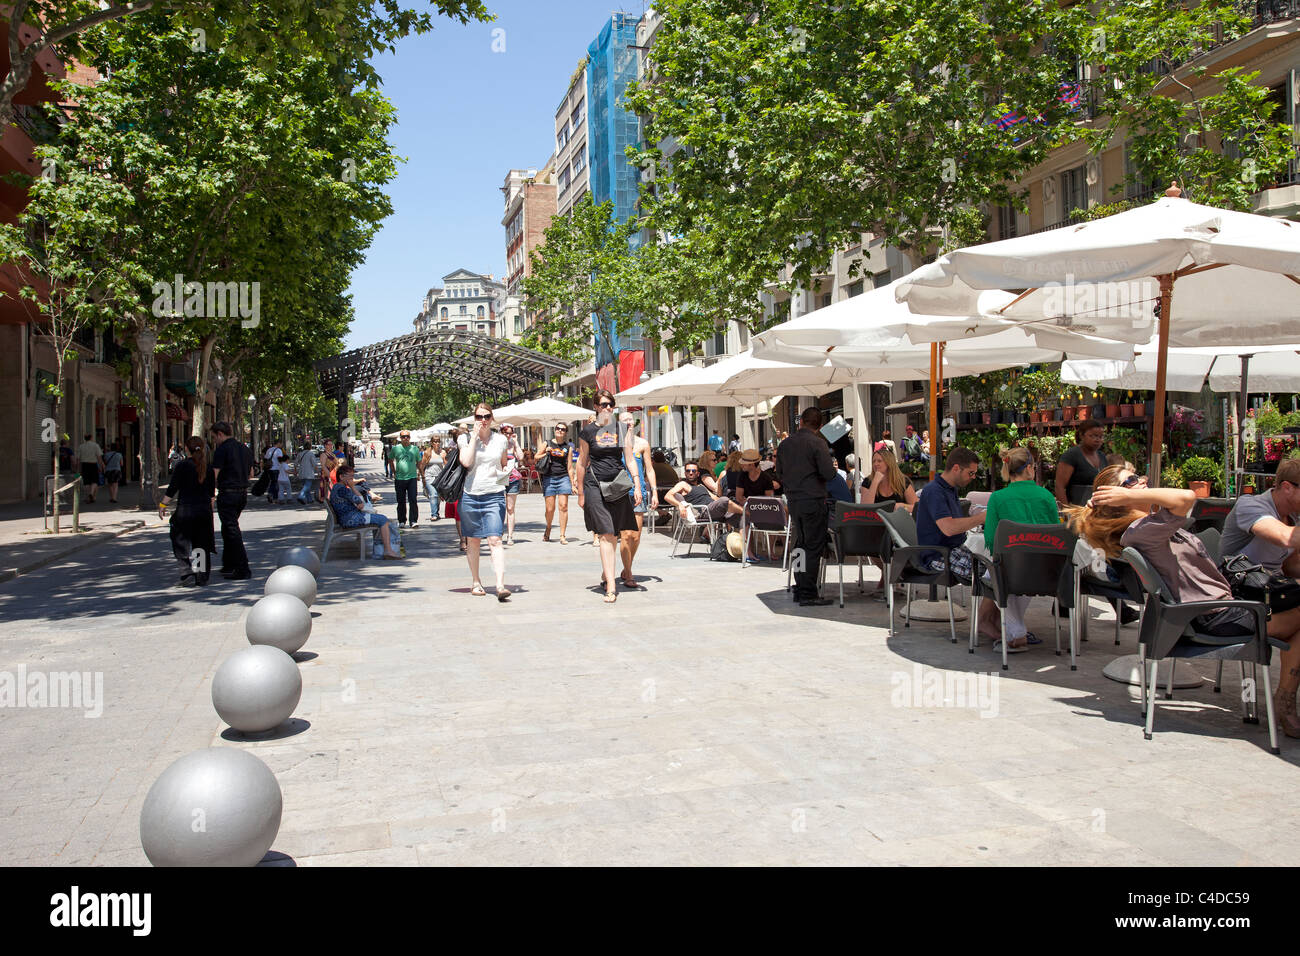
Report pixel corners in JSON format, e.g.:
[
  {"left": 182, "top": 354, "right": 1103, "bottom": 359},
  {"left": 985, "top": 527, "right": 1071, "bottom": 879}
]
[
  {"left": 445, "top": 429, "right": 465, "bottom": 550},
  {"left": 264, "top": 439, "right": 286, "bottom": 505},
  {"left": 577, "top": 390, "right": 641, "bottom": 604},
  {"left": 500, "top": 424, "right": 522, "bottom": 546},
  {"left": 619, "top": 413, "right": 656, "bottom": 589},
  {"left": 391, "top": 429, "right": 421, "bottom": 528},
  {"left": 294, "top": 444, "right": 318, "bottom": 504},
  {"left": 77, "top": 433, "right": 104, "bottom": 504},
  {"left": 210, "top": 421, "right": 253, "bottom": 580},
  {"left": 103, "top": 442, "right": 124, "bottom": 503},
  {"left": 159, "top": 435, "right": 215, "bottom": 587},
  {"left": 538, "top": 422, "right": 575, "bottom": 543},
  {"left": 457, "top": 403, "right": 511, "bottom": 600},
  {"left": 421, "top": 438, "right": 443, "bottom": 521},
  {"left": 774, "top": 406, "right": 836, "bottom": 606}
]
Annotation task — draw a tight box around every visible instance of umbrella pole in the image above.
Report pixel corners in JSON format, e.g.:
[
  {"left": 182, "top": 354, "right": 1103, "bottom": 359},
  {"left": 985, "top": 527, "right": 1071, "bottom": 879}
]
[
  {"left": 1238, "top": 355, "right": 1252, "bottom": 494},
  {"left": 1150, "top": 275, "right": 1174, "bottom": 486},
  {"left": 929, "top": 342, "right": 940, "bottom": 482}
]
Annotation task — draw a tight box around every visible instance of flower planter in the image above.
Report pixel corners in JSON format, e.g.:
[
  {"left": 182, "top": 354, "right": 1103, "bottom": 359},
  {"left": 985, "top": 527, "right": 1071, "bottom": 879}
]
[
  {"left": 1092, "top": 404, "right": 1107, "bottom": 420},
  {"left": 1244, "top": 485, "right": 1256, "bottom": 495},
  {"left": 1053, "top": 407, "right": 1065, "bottom": 421},
  {"left": 1105, "top": 404, "right": 1121, "bottom": 418},
  {"left": 1143, "top": 399, "right": 1157, "bottom": 417},
  {"left": 1189, "top": 481, "right": 1211, "bottom": 498},
  {"left": 958, "top": 411, "right": 973, "bottom": 425},
  {"left": 981, "top": 412, "right": 992, "bottom": 425},
  {"left": 1076, "top": 405, "right": 1090, "bottom": 421},
  {"left": 1119, "top": 403, "right": 1135, "bottom": 418},
  {"left": 1060, "top": 406, "right": 1074, "bottom": 422}
]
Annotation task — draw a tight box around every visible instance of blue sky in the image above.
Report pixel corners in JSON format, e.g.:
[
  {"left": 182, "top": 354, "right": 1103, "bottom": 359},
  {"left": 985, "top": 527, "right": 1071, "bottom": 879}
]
[{"left": 343, "top": 0, "right": 647, "bottom": 350}]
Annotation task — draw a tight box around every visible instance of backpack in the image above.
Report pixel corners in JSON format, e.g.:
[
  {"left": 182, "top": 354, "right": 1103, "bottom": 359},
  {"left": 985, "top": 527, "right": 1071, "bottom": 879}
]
[{"left": 710, "top": 531, "right": 739, "bottom": 562}]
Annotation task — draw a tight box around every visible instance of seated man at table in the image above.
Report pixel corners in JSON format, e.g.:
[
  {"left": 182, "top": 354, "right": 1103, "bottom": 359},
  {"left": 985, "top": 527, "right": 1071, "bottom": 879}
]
[
  {"left": 664, "top": 459, "right": 744, "bottom": 534},
  {"left": 915, "top": 446, "right": 984, "bottom": 583},
  {"left": 1221, "top": 458, "right": 1300, "bottom": 579}
]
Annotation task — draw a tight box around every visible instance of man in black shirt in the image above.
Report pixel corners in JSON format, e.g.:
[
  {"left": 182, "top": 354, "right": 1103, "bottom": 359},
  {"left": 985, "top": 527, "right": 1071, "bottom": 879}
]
[
  {"left": 210, "top": 421, "right": 254, "bottom": 579},
  {"left": 774, "top": 407, "right": 836, "bottom": 606}
]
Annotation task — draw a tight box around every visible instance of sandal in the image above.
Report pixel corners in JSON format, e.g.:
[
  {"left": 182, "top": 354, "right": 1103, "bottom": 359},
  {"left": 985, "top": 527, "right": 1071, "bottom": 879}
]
[
  {"left": 543, "top": 531, "right": 551, "bottom": 542},
  {"left": 559, "top": 536, "right": 568, "bottom": 545},
  {"left": 621, "top": 577, "right": 646, "bottom": 591},
  {"left": 1024, "top": 632, "right": 1042, "bottom": 645},
  {"left": 470, "top": 583, "right": 486, "bottom": 596},
  {"left": 382, "top": 553, "right": 403, "bottom": 560},
  {"left": 603, "top": 590, "right": 618, "bottom": 604},
  {"left": 994, "top": 638, "right": 1029, "bottom": 654},
  {"left": 496, "top": 588, "right": 511, "bottom": 602}
]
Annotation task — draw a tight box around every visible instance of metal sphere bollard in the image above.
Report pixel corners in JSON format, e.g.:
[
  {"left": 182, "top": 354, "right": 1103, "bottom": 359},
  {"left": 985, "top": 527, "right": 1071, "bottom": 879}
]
[
  {"left": 245, "top": 593, "right": 311, "bottom": 654},
  {"left": 139, "top": 747, "right": 282, "bottom": 866},
  {"left": 212, "top": 645, "right": 302, "bottom": 734},
  {"left": 276, "top": 546, "right": 321, "bottom": 578},
  {"left": 264, "top": 565, "right": 317, "bottom": 608}
]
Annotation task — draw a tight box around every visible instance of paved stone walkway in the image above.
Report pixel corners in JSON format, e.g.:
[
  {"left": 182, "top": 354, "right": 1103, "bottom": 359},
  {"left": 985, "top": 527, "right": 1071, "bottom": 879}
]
[{"left": 2, "top": 455, "right": 1298, "bottom": 865}]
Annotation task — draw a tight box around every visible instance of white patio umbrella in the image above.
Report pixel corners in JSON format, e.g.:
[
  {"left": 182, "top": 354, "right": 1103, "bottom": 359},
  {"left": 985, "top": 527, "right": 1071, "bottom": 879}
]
[
  {"left": 429, "top": 422, "right": 454, "bottom": 434},
  {"left": 493, "top": 397, "right": 591, "bottom": 426},
  {"left": 897, "top": 184, "right": 1300, "bottom": 478}
]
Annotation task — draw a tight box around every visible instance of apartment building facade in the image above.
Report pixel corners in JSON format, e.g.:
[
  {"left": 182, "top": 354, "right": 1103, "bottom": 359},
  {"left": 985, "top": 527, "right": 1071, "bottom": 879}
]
[{"left": 413, "top": 270, "right": 507, "bottom": 338}]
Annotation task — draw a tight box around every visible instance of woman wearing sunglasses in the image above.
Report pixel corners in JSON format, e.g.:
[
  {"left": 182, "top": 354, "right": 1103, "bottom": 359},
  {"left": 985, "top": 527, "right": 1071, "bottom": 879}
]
[
  {"left": 1070, "top": 465, "right": 1300, "bottom": 737},
  {"left": 539, "top": 422, "right": 576, "bottom": 543},
  {"left": 577, "top": 389, "right": 641, "bottom": 603},
  {"left": 457, "top": 402, "right": 512, "bottom": 601}
]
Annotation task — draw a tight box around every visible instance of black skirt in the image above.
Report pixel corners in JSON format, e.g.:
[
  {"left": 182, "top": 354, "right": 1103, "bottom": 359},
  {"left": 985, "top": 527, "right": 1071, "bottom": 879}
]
[{"left": 583, "top": 476, "right": 638, "bottom": 535}]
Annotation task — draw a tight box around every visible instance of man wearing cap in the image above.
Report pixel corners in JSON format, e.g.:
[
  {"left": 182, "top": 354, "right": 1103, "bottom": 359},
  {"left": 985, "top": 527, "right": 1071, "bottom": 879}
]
[
  {"left": 734, "top": 448, "right": 777, "bottom": 563},
  {"left": 391, "top": 429, "right": 422, "bottom": 529},
  {"left": 210, "top": 421, "right": 254, "bottom": 579},
  {"left": 774, "top": 407, "right": 836, "bottom": 606}
]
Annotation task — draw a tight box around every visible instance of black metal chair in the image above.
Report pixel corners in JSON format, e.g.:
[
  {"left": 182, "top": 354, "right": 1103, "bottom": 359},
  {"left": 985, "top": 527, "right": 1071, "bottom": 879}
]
[
  {"left": 1071, "top": 543, "right": 1146, "bottom": 670},
  {"left": 827, "top": 500, "right": 896, "bottom": 608},
  {"left": 740, "top": 497, "right": 790, "bottom": 569},
  {"left": 1120, "top": 545, "right": 1281, "bottom": 755},
  {"left": 878, "top": 508, "right": 960, "bottom": 643},
  {"left": 1188, "top": 497, "right": 1233, "bottom": 533},
  {"left": 969, "top": 521, "right": 1076, "bottom": 671}
]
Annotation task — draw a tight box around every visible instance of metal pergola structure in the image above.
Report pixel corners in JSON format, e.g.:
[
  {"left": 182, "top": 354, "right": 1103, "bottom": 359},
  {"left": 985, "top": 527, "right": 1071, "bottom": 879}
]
[{"left": 313, "top": 328, "right": 573, "bottom": 425}]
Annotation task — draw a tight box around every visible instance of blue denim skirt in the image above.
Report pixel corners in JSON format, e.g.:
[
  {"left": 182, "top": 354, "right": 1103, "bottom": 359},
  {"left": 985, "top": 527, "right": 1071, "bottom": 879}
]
[
  {"left": 459, "top": 491, "right": 505, "bottom": 539},
  {"left": 541, "top": 473, "right": 572, "bottom": 497}
]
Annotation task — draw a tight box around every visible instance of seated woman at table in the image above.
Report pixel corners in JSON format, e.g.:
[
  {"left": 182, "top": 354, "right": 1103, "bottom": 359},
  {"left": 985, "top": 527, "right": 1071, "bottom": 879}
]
[
  {"left": 329, "top": 465, "right": 403, "bottom": 559},
  {"left": 1070, "top": 464, "right": 1300, "bottom": 737},
  {"left": 862, "top": 448, "right": 917, "bottom": 513},
  {"left": 974, "top": 447, "right": 1061, "bottom": 652}
]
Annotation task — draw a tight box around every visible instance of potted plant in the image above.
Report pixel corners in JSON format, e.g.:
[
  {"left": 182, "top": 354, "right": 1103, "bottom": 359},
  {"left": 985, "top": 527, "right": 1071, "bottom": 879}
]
[
  {"left": 1119, "top": 390, "right": 1136, "bottom": 418},
  {"left": 1089, "top": 390, "right": 1107, "bottom": 421},
  {"left": 1143, "top": 392, "right": 1157, "bottom": 417},
  {"left": 1102, "top": 387, "right": 1121, "bottom": 419},
  {"left": 1180, "top": 455, "right": 1221, "bottom": 498},
  {"left": 1161, "top": 464, "right": 1185, "bottom": 489},
  {"left": 1285, "top": 410, "right": 1300, "bottom": 435}
]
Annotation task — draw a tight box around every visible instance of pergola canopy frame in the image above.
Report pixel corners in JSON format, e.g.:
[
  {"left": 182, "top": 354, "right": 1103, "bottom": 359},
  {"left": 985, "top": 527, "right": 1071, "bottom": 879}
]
[{"left": 314, "top": 329, "right": 572, "bottom": 417}]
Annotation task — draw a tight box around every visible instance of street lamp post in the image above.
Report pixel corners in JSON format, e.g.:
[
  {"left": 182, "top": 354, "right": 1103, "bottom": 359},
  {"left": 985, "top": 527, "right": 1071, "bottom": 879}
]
[{"left": 136, "top": 327, "right": 157, "bottom": 510}]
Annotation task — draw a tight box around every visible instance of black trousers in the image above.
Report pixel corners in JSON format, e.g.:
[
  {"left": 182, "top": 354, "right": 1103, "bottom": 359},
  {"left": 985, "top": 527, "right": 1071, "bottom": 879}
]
[
  {"left": 395, "top": 477, "right": 419, "bottom": 525},
  {"left": 788, "top": 495, "right": 829, "bottom": 598},
  {"left": 170, "top": 511, "right": 215, "bottom": 583},
  {"left": 216, "top": 489, "right": 249, "bottom": 572}
]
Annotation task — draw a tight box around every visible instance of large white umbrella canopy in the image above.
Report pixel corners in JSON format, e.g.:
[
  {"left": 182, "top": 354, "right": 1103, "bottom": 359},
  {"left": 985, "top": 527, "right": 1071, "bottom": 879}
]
[
  {"left": 616, "top": 353, "right": 852, "bottom": 407},
  {"left": 1064, "top": 343, "right": 1300, "bottom": 393},
  {"left": 429, "top": 422, "right": 454, "bottom": 434},
  {"left": 896, "top": 186, "right": 1300, "bottom": 477},
  {"left": 493, "top": 397, "right": 591, "bottom": 426},
  {"left": 1207, "top": 349, "right": 1300, "bottom": 393}
]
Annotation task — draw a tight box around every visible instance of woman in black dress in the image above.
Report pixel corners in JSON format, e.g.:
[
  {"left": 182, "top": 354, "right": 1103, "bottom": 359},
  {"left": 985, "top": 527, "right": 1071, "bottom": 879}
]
[
  {"left": 160, "top": 435, "right": 216, "bottom": 586},
  {"left": 1054, "top": 420, "right": 1106, "bottom": 506},
  {"left": 577, "top": 389, "right": 642, "bottom": 603}
]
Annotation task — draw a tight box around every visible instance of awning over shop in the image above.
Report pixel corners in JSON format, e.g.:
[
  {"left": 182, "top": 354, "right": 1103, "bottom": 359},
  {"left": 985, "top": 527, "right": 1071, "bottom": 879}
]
[
  {"left": 165, "top": 403, "right": 189, "bottom": 421},
  {"left": 884, "top": 398, "right": 926, "bottom": 415}
]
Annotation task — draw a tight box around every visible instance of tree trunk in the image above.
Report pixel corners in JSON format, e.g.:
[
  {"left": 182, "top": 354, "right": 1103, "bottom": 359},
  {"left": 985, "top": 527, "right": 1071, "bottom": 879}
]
[{"left": 191, "top": 332, "right": 218, "bottom": 438}]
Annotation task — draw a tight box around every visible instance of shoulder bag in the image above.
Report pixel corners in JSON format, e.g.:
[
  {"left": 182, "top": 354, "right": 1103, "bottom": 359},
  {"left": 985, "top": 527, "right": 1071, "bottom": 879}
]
[
  {"left": 434, "top": 451, "right": 467, "bottom": 503},
  {"left": 1219, "top": 553, "right": 1300, "bottom": 613},
  {"left": 599, "top": 469, "right": 634, "bottom": 502}
]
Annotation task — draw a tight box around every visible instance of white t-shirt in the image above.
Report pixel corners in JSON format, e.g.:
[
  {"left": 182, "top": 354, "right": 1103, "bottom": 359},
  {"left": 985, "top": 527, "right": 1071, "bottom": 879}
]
[
  {"left": 458, "top": 432, "right": 510, "bottom": 495},
  {"left": 78, "top": 441, "right": 102, "bottom": 463},
  {"left": 265, "top": 447, "right": 285, "bottom": 473}
]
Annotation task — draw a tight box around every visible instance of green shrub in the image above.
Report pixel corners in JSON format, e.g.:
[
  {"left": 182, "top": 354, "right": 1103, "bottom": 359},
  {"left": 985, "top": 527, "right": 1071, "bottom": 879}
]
[
  {"left": 1161, "top": 465, "right": 1185, "bottom": 489},
  {"left": 1179, "top": 455, "right": 1222, "bottom": 493}
]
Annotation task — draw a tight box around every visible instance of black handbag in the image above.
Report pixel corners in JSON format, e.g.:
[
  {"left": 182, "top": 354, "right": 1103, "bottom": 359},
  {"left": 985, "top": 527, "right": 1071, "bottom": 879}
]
[
  {"left": 1219, "top": 553, "right": 1300, "bottom": 613},
  {"left": 250, "top": 469, "right": 272, "bottom": 497},
  {"left": 433, "top": 453, "right": 466, "bottom": 503}
]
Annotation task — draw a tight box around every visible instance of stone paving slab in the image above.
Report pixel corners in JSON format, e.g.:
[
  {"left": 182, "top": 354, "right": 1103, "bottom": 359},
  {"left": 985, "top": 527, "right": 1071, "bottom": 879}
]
[{"left": 1, "top": 454, "right": 1297, "bottom": 866}]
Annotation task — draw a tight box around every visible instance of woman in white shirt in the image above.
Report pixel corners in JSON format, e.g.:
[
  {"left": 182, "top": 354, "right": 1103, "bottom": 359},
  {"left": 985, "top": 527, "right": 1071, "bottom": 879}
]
[{"left": 458, "top": 403, "right": 511, "bottom": 601}]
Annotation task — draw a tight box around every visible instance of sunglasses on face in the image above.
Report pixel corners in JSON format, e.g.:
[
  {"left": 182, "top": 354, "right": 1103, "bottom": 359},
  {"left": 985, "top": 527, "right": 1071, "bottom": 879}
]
[
  {"left": 685, "top": 468, "right": 699, "bottom": 474},
  {"left": 597, "top": 401, "right": 614, "bottom": 408},
  {"left": 474, "top": 413, "right": 492, "bottom": 421},
  {"left": 1120, "top": 474, "right": 1144, "bottom": 488}
]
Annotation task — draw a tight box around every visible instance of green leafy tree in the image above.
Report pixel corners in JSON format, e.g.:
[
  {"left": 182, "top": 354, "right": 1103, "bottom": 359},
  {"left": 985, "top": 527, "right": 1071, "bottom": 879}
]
[
  {"left": 522, "top": 195, "right": 644, "bottom": 387},
  {"left": 626, "top": 0, "right": 1089, "bottom": 289},
  {"left": 1081, "top": 2, "right": 1293, "bottom": 209},
  {"left": 0, "top": 0, "right": 490, "bottom": 128}
]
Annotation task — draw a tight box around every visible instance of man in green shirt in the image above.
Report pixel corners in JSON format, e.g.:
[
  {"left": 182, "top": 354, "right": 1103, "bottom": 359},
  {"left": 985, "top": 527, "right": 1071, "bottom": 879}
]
[{"left": 391, "top": 430, "right": 423, "bottom": 529}]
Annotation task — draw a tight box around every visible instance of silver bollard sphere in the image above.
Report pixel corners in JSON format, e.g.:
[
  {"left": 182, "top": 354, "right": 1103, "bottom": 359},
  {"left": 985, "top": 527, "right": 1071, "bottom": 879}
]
[
  {"left": 139, "top": 747, "right": 282, "bottom": 866},
  {"left": 245, "top": 592, "right": 311, "bottom": 654},
  {"left": 212, "top": 645, "right": 302, "bottom": 733},
  {"left": 264, "top": 565, "right": 317, "bottom": 607},
  {"left": 276, "top": 546, "right": 321, "bottom": 578}
]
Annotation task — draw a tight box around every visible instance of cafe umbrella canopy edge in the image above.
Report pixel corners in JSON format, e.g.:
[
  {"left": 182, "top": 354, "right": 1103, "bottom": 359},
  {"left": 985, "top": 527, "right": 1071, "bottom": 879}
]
[{"left": 897, "top": 183, "right": 1300, "bottom": 484}]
